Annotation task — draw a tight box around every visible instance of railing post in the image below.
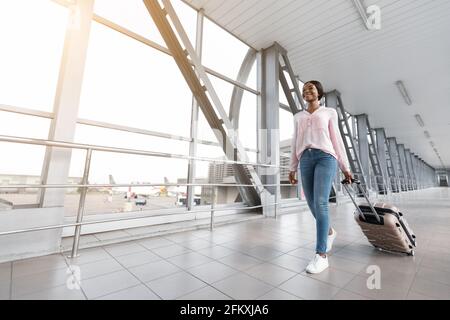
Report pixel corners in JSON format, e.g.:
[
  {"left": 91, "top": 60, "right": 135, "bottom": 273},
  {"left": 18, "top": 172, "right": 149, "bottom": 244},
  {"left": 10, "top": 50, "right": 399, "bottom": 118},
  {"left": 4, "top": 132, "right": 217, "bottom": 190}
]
[
  {"left": 274, "top": 183, "right": 278, "bottom": 219},
  {"left": 210, "top": 186, "right": 217, "bottom": 231},
  {"left": 70, "top": 148, "right": 93, "bottom": 258}
]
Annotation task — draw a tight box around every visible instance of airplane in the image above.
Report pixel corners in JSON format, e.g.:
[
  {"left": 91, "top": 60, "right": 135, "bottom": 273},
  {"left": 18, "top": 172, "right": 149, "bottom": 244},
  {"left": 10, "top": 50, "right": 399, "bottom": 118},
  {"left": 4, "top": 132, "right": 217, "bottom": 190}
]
[
  {"left": 107, "top": 175, "right": 185, "bottom": 198},
  {"left": 108, "top": 175, "right": 163, "bottom": 199}
]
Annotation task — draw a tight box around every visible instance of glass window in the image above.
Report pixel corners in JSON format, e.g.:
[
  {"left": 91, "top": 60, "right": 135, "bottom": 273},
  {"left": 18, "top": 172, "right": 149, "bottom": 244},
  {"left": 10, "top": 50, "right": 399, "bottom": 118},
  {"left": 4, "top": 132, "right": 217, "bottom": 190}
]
[
  {"left": 78, "top": 21, "right": 193, "bottom": 137},
  {"left": 0, "top": 0, "right": 68, "bottom": 111},
  {"left": 237, "top": 91, "right": 257, "bottom": 150},
  {"left": 67, "top": 126, "right": 190, "bottom": 216},
  {"left": 202, "top": 17, "right": 255, "bottom": 86},
  {"left": 280, "top": 109, "right": 294, "bottom": 142},
  {"left": 70, "top": 124, "right": 190, "bottom": 184},
  {"left": 197, "top": 75, "right": 257, "bottom": 150},
  {"left": 0, "top": 112, "right": 51, "bottom": 206},
  {"left": 94, "top": 0, "right": 197, "bottom": 46}
]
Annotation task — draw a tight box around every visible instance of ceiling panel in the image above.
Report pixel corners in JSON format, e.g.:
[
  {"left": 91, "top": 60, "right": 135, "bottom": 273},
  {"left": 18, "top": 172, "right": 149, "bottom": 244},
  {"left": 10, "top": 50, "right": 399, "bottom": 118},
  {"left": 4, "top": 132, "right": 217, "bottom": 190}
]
[{"left": 182, "top": 0, "right": 450, "bottom": 168}]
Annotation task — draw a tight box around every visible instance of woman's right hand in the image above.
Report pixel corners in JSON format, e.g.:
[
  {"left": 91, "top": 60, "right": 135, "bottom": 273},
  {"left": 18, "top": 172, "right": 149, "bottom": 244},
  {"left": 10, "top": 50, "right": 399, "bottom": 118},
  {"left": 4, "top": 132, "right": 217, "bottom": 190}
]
[{"left": 289, "top": 171, "right": 298, "bottom": 185}]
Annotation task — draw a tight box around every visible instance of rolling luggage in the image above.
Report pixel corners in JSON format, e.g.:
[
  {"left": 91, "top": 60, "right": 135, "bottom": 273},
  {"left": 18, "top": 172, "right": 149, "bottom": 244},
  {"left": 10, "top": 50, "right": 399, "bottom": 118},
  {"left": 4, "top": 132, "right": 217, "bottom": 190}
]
[{"left": 342, "top": 179, "right": 417, "bottom": 256}]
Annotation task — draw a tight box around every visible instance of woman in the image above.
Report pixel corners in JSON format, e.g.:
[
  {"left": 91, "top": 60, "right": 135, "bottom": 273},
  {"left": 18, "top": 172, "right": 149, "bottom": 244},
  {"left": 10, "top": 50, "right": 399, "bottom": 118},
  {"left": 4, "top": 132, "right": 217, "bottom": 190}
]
[{"left": 289, "top": 80, "right": 353, "bottom": 274}]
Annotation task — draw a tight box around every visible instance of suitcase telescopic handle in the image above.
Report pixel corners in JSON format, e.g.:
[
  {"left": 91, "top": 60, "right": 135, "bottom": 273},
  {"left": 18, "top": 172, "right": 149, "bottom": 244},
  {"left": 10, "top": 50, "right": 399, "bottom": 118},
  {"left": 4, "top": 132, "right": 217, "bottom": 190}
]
[{"left": 341, "top": 179, "right": 381, "bottom": 224}]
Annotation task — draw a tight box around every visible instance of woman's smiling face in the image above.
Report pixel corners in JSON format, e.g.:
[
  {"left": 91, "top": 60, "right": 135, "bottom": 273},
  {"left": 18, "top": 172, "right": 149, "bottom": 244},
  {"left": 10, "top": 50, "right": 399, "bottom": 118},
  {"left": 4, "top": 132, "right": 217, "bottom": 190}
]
[{"left": 303, "top": 82, "right": 319, "bottom": 102}]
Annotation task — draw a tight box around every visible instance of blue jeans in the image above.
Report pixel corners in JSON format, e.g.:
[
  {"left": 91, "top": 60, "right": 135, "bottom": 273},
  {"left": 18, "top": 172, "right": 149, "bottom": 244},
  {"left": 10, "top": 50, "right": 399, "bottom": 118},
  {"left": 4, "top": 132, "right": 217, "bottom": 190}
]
[{"left": 299, "top": 148, "right": 337, "bottom": 254}]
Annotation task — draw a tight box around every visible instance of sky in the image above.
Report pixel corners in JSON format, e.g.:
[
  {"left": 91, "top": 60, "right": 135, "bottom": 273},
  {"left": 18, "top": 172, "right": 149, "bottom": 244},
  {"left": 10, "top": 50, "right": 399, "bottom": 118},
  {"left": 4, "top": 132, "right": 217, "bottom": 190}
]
[{"left": 0, "top": 0, "right": 294, "bottom": 185}]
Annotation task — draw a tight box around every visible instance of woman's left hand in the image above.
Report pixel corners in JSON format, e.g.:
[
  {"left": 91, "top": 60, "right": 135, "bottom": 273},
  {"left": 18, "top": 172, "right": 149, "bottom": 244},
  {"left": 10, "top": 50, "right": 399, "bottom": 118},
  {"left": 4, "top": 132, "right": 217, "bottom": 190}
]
[{"left": 343, "top": 171, "right": 353, "bottom": 184}]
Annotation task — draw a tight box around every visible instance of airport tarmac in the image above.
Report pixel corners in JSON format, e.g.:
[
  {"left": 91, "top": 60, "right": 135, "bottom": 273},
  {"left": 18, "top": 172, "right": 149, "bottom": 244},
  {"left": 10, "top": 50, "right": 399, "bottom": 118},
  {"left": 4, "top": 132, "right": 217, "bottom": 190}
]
[{"left": 0, "top": 192, "right": 183, "bottom": 216}]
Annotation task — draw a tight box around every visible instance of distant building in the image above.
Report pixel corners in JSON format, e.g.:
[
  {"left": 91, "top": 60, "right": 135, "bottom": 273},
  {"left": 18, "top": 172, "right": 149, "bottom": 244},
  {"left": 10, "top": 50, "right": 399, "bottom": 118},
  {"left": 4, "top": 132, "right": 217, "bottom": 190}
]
[
  {"left": 0, "top": 174, "right": 82, "bottom": 194},
  {"left": 205, "top": 139, "right": 298, "bottom": 203}
]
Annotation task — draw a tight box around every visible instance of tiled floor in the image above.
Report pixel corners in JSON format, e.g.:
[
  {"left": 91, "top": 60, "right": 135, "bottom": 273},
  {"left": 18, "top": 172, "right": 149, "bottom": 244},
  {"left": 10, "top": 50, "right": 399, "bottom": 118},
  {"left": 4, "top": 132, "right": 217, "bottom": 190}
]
[{"left": 1, "top": 188, "right": 449, "bottom": 300}]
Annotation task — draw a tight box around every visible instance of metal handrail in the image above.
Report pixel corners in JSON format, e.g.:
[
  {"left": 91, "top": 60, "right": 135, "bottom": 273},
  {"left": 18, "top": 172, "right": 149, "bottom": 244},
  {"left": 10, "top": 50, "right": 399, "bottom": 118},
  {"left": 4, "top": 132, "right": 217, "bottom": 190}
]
[
  {"left": 0, "top": 134, "right": 289, "bottom": 170},
  {"left": 0, "top": 134, "right": 303, "bottom": 258},
  {"left": 0, "top": 197, "right": 297, "bottom": 238},
  {"left": 0, "top": 183, "right": 298, "bottom": 189}
]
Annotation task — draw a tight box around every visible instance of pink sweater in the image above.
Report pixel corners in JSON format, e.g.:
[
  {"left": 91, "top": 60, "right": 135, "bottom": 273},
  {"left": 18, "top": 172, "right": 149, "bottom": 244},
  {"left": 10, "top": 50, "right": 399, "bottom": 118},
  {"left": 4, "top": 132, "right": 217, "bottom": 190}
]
[{"left": 289, "top": 106, "right": 350, "bottom": 173}]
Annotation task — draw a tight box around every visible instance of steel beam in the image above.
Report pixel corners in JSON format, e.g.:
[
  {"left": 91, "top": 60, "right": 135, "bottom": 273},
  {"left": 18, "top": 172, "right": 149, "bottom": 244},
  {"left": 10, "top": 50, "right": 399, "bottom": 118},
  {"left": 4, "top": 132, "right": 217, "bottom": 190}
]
[
  {"left": 229, "top": 48, "right": 257, "bottom": 129},
  {"left": 397, "top": 144, "right": 411, "bottom": 190},
  {"left": 387, "top": 137, "right": 406, "bottom": 192},
  {"left": 258, "top": 43, "right": 281, "bottom": 217},
  {"left": 186, "top": 9, "right": 204, "bottom": 211},
  {"left": 405, "top": 149, "right": 417, "bottom": 190},
  {"left": 39, "top": 0, "right": 95, "bottom": 208},
  {"left": 325, "top": 91, "right": 367, "bottom": 194},
  {"left": 144, "top": 0, "right": 262, "bottom": 206},
  {"left": 356, "top": 115, "right": 371, "bottom": 190}
]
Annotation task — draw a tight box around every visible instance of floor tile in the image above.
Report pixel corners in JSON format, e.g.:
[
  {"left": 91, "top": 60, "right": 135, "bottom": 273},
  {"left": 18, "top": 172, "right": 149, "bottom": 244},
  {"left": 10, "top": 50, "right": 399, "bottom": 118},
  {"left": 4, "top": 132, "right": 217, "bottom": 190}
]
[
  {"left": 269, "top": 254, "right": 310, "bottom": 273},
  {"left": 287, "top": 247, "right": 316, "bottom": 260},
  {"left": 196, "top": 246, "right": 236, "bottom": 260},
  {"left": 114, "top": 250, "right": 162, "bottom": 269},
  {"left": 129, "top": 260, "right": 180, "bottom": 283},
  {"left": 12, "top": 254, "right": 67, "bottom": 279},
  {"left": 180, "top": 239, "right": 214, "bottom": 251},
  {"left": 256, "top": 288, "right": 302, "bottom": 300},
  {"left": 151, "top": 244, "right": 192, "bottom": 259},
  {"left": 14, "top": 284, "right": 86, "bottom": 300},
  {"left": 103, "top": 242, "right": 147, "bottom": 258},
  {"left": 406, "top": 291, "right": 435, "bottom": 300},
  {"left": 245, "top": 263, "right": 296, "bottom": 286},
  {"left": 187, "top": 261, "right": 238, "bottom": 284},
  {"left": 416, "top": 265, "right": 450, "bottom": 286},
  {"left": 409, "top": 277, "right": 450, "bottom": 300},
  {"left": 218, "top": 253, "right": 262, "bottom": 271},
  {"left": 177, "top": 285, "right": 231, "bottom": 300},
  {"left": 420, "top": 255, "right": 450, "bottom": 273},
  {"left": 146, "top": 271, "right": 207, "bottom": 300},
  {"left": 11, "top": 268, "right": 70, "bottom": 298},
  {"left": 241, "top": 246, "right": 285, "bottom": 261},
  {"left": 332, "top": 289, "right": 371, "bottom": 300},
  {"left": 167, "top": 252, "right": 213, "bottom": 269},
  {"left": 212, "top": 273, "right": 273, "bottom": 300},
  {"left": 301, "top": 268, "right": 356, "bottom": 288},
  {"left": 138, "top": 237, "right": 174, "bottom": 250},
  {"left": 65, "top": 247, "right": 111, "bottom": 266},
  {"left": 81, "top": 270, "right": 140, "bottom": 299},
  {"left": 73, "top": 258, "right": 124, "bottom": 280},
  {"left": 344, "top": 275, "right": 409, "bottom": 300},
  {"left": 163, "top": 233, "right": 200, "bottom": 244},
  {"left": 327, "top": 255, "right": 367, "bottom": 274},
  {"left": 96, "top": 284, "right": 160, "bottom": 300},
  {"left": 279, "top": 274, "right": 341, "bottom": 300},
  {"left": 358, "top": 265, "right": 417, "bottom": 289}
]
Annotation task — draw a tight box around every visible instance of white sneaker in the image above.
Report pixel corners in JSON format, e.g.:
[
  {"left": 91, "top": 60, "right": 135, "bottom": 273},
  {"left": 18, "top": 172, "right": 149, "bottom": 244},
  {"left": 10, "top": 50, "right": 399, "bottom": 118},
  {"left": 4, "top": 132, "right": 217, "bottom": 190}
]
[
  {"left": 306, "top": 254, "right": 329, "bottom": 274},
  {"left": 326, "top": 228, "right": 337, "bottom": 252}
]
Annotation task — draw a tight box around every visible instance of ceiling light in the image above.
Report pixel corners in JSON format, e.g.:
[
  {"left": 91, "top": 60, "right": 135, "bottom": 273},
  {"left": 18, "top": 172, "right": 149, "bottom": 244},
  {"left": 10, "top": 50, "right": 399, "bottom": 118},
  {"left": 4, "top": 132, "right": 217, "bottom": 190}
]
[
  {"left": 430, "top": 141, "right": 435, "bottom": 147},
  {"left": 424, "top": 131, "right": 431, "bottom": 139},
  {"left": 396, "top": 81, "right": 412, "bottom": 106},
  {"left": 414, "top": 114, "right": 425, "bottom": 127}
]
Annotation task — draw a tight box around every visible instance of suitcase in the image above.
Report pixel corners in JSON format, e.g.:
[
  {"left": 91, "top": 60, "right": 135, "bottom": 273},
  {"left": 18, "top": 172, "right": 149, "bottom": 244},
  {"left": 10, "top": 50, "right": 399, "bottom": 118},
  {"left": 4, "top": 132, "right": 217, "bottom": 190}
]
[{"left": 342, "top": 179, "right": 417, "bottom": 256}]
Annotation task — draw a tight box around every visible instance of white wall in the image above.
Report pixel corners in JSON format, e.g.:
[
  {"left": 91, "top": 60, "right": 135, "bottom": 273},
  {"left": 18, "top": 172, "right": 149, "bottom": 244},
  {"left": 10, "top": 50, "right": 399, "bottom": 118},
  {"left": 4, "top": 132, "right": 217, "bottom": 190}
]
[{"left": 0, "top": 207, "right": 63, "bottom": 263}]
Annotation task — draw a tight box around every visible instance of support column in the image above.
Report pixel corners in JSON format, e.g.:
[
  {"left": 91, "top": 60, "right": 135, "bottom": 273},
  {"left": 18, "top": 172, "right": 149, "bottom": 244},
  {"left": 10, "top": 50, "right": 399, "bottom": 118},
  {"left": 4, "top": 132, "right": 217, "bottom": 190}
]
[
  {"left": 406, "top": 150, "right": 417, "bottom": 190},
  {"left": 186, "top": 9, "right": 204, "bottom": 211},
  {"left": 258, "top": 44, "right": 281, "bottom": 217},
  {"left": 387, "top": 137, "right": 405, "bottom": 192},
  {"left": 414, "top": 155, "right": 422, "bottom": 189},
  {"left": 40, "top": 0, "right": 95, "bottom": 209},
  {"left": 375, "top": 129, "right": 390, "bottom": 191},
  {"left": 397, "top": 144, "right": 410, "bottom": 190},
  {"left": 356, "top": 115, "right": 371, "bottom": 190}
]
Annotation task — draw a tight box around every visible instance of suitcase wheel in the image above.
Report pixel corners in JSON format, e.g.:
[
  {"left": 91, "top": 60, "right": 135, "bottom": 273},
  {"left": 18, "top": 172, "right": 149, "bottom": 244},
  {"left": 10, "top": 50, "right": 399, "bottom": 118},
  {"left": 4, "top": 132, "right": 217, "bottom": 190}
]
[{"left": 408, "top": 251, "right": 415, "bottom": 257}]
